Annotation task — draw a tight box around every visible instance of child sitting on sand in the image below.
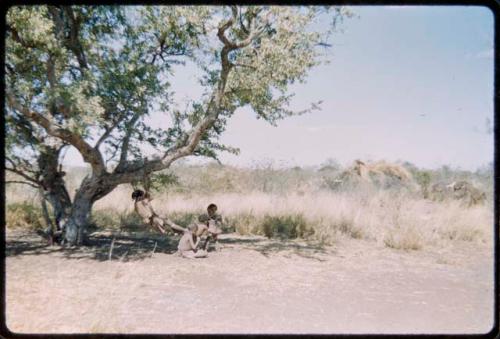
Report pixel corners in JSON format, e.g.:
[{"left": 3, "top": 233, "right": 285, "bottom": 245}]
[
  {"left": 177, "top": 224, "right": 208, "bottom": 259},
  {"left": 197, "top": 203, "right": 223, "bottom": 251}
]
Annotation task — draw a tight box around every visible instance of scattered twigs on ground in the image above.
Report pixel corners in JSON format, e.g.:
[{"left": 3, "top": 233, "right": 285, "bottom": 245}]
[
  {"left": 108, "top": 236, "right": 116, "bottom": 261},
  {"left": 119, "top": 250, "right": 129, "bottom": 262},
  {"left": 151, "top": 241, "right": 157, "bottom": 258}
]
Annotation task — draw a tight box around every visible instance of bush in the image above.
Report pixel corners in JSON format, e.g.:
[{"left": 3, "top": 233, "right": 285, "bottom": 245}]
[
  {"left": 260, "top": 214, "right": 312, "bottom": 239},
  {"left": 6, "top": 202, "right": 46, "bottom": 230},
  {"left": 336, "top": 216, "right": 363, "bottom": 239},
  {"left": 383, "top": 226, "right": 423, "bottom": 251},
  {"left": 225, "top": 213, "right": 257, "bottom": 235},
  {"left": 413, "top": 170, "right": 432, "bottom": 198}
]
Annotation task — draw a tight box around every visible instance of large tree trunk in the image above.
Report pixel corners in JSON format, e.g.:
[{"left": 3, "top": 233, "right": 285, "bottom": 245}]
[
  {"left": 43, "top": 187, "right": 72, "bottom": 230},
  {"left": 64, "top": 175, "right": 116, "bottom": 246},
  {"left": 64, "top": 194, "right": 93, "bottom": 246},
  {"left": 38, "top": 146, "right": 72, "bottom": 231}
]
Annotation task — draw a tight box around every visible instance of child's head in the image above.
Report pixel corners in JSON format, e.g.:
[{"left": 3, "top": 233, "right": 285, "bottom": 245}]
[
  {"left": 187, "top": 223, "right": 198, "bottom": 233},
  {"left": 207, "top": 203, "right": 217, "bottom": 216},
  {"left": 132, "top": 189, "right": 145, "bottom": 201}
]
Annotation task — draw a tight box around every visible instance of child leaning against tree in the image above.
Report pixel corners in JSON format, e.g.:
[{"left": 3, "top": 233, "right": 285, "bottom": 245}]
[{"left": 132, "top": 189, "right": 186, "bottom": 234}]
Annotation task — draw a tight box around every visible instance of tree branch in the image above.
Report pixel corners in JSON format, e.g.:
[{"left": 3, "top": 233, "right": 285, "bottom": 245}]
[
  {"left": 95, "top": 118, "right": 121, "bottom": 150},
  {"left": 5, "top": 180, "right": 40, "bottom": 189},
  {"left": 47, "top": 6, "right": 88, "bottom": 71},
  {"left": 115, "top": 112, "right": 142, "bottom": 171},
  {"left": 216, "top": 6, "right": 238, "bottom": 49},
  {"left": 62, "top": 7, "right": 88, "bottom": 70},
  {"left": 105, "top": 7, "right": 269, "bottom": 186},
  {"left": 47, "top": 6, "right": 65, "bottom": 41},
  {"left": 5, "top": 165, "right": 41, "bottom": 186},
  {"left": 217, "top": 6, "right": 267, "bottom": 54},
  {"left": 6, "top": 93, "right": 106, "bottom": 175},
  {"left": 5, "top": 156, "right": 38, "bottom": 175},
  {"left": 233, "top": 62, "right": 257, "bottom": 70},
  {"left": 239, "top": 8, "right": 250, "bottom": 35}
]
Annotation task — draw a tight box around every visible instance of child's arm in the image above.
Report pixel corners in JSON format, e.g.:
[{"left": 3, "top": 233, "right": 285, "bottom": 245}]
[
  {"left": 214, "top": 214, "right": 224, "bottom": 229},
  {"left": 143, "top": 199, "right": 156, "bottom": 215},
  {"left": 189, "top": 233, "right": 200, "bottom": 250}
]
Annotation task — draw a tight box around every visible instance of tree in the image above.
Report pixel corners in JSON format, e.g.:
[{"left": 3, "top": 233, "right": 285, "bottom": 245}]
[{"left": 5, "top": 5, "right": 352, "bottom": 245}]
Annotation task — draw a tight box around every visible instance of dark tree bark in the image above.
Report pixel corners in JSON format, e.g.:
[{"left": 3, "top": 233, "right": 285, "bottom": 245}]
[
  {"left": 63, "top": 194, "right": 92, "bottom": 245},
  {"left": 63, "top": 174, "right": 116, "bottom": 245},
  {"left": 37, "top": 146, "right": 72, "bottom": 231}
]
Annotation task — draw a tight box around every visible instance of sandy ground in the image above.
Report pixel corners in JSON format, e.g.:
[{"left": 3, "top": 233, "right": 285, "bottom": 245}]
[{"left": 5, "top": 229, "right": 494, "bottom": 335}]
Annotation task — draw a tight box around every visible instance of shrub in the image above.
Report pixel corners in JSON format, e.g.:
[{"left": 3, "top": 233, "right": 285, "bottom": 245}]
[
  {"left": 384, "top": 226, "right": 423, "bottom": 251},
  {"left": 413, "top": 170, "right": 432, "bottom": 198},
  {"left": 336, "top": 216, "right": 363, "bottom": 239},
  {"left": 224, "top": 213, "right": 257, "bottom": 234},
  {"left": 260, "top": 214, "right": 312, "bottom": 239},
  {"left": 6, "top": 202, "right": 46, "bottom": 230}
]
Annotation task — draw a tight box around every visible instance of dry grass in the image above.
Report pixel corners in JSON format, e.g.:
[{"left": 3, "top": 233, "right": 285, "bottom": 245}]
[
  {"left": 92, "top": 187, "right": 493, "bottom": 250},
  {"left": 5, "top": 163, "right": 493, "bottom": 251},
  {"left": 6, "top": 202, "right": 46, "bottom": 230}
]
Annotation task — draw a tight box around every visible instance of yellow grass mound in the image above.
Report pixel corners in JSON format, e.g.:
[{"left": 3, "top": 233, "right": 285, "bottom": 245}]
[{"left": 335, "top": 160, "right": 416, "bottom": 190}]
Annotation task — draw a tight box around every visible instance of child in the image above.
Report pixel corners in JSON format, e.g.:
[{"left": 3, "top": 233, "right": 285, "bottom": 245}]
[
  {"left": 177, "top": 224, "right": 208, "bottom": 259},
  {"left": 198, "top": 203, "right": 223, "bottom": 251},
  {"left": 132, "top": 189, "right": 185, "bottom": 234}
]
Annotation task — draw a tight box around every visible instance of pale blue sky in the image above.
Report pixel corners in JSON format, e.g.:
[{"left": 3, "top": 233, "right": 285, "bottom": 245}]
[{"left": 65, "top": 6, "right": 494, "bottom": 170}]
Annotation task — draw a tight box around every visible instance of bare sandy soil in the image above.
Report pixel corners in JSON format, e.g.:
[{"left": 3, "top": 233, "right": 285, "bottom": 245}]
[{"left": 5, "top": 229, "right": 494, "bottom": 335}]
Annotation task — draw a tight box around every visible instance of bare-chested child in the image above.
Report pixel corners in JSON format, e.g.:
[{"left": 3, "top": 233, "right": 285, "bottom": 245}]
[
  {"left": 177, "top": 224, "right": 208, "bottom": 259},
  {"left": 132, "top": 189, "right": 186, "bottom": 234},
  {"left": 197, "top": 203, "right": 224, "bottom": 251}
]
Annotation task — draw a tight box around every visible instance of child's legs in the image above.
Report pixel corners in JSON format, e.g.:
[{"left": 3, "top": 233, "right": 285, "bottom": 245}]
[
  {"left": 151, "top": 216, "right": 166, "bottom": 233},
  {"left": 202, "top": 235, "right": 210, "bottom": 250},
  {"left": 213, "top": 235, "right": 222, "bottom": 251},
  {"left": 194, "top": 249, "right": 208, "bottom": 258},
  {"left": 180, "top": 250, "right": 196, "bottom": 259},
  {"left": 203, "top": 234, "right": 221, "bottom": 251},
  {"left": 165, "top": 218, "right": 186, "bottom": 234},
  {"left": 180, "top": 250, "right": 207, "bottom": 259}
]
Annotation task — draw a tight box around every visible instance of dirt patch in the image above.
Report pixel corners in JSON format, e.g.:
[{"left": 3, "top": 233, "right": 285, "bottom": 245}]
[{"left": 5, "top": 230, "right": 494, "bottom": 334}]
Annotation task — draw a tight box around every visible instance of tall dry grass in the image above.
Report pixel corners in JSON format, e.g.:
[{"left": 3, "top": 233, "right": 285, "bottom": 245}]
[
  {"left": 93, "top": 186, "right": 493, "bottom": 250},
  {"left": 6, "top": 162, "right": 494, "bottom": 251}
]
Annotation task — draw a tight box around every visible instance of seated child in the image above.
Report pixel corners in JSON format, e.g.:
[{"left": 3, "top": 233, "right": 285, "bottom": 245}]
[
  {"left": 198, "top": 203, "right": 223, "bottom": 251},
  {"left": 177, "top": 224, "right": 208, "bottom": 259},
  {"left": 132, "top": 189, "right": 185, "bottom": 234}
]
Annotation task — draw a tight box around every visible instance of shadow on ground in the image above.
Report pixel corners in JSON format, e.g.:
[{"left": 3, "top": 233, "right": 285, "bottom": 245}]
[
  {"left": 221, "top": 236, "right": 331, "bottom": 262},
  {"left": 5, "top": 231, "right": 331, "bottom": 262},
  {"left": 5, "top": 231, "right": 179, "bottom": 262}
]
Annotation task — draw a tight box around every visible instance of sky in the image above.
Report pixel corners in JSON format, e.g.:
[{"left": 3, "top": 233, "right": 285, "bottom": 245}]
[{"left": 64, "top": 6, "right": 494, "bottom": 171}]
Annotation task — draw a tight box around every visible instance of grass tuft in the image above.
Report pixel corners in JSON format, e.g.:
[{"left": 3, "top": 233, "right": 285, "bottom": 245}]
[{"left": 6, "top": 202, "right": 46, "bottom": 230}]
